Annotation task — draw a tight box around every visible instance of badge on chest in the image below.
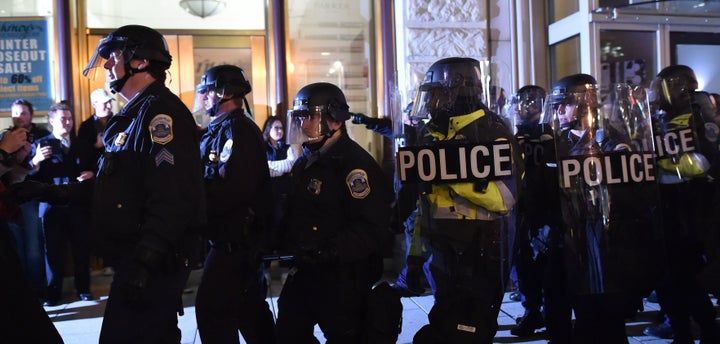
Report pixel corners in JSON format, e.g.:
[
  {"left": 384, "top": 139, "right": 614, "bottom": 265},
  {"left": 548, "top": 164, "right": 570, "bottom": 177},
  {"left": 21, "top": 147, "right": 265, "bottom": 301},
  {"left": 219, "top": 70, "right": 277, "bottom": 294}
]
[{"left": 307, "top": 178, "right": 322, "bottom": 195}]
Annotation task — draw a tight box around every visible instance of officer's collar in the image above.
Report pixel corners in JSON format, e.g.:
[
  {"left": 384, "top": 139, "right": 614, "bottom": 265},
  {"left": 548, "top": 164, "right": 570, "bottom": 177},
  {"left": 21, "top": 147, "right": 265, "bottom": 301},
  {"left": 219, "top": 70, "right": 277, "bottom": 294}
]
[
  {"left": 118, "top": 81, "right": 162, "bottom": 118},
  {"left": 208, "top": 108, "right": 244, "bottom": 127}
]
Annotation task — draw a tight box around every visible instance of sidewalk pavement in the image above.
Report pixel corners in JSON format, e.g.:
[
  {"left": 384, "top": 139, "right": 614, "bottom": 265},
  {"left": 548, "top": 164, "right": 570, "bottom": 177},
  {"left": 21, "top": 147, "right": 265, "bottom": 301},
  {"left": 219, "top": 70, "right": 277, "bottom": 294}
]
[{"left": 45, "top": 267, "right": 700, "bottom": 344}]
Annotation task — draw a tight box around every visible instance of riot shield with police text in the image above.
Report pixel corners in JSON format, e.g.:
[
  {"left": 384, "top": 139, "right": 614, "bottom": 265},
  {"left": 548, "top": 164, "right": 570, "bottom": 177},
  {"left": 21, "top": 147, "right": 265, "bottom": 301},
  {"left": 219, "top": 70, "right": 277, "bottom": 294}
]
[
  {"left": 394, "top": 57, "right": 521, "bottom": 340},
  {"left": 551, "top": 83, "right": 662, "bottom": 296},
  {"left": 502, "top": 87, "right": 564, "bottom": 274},
  {"left": 649, "top": 76, "right": 720, "bottom": 293}
]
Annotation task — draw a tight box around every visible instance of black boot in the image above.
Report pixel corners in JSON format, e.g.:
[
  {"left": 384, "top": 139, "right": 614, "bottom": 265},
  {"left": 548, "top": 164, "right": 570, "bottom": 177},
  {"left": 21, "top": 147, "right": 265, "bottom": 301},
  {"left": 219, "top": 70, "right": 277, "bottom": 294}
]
[{"left": 510, "top": 310, "right": 545, "bottom": 336}]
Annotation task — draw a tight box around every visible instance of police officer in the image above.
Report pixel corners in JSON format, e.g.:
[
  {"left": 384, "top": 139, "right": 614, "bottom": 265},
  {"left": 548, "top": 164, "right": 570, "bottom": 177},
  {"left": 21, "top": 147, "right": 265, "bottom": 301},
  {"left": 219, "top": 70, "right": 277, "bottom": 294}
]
[
  {"left": 83, "top": 24, "right": 206, "bottom": 343},
  {"left": 505, "top": 85, "right": 572, "bottom": 341},
  {"left": 550, "top": 74, "right": 663, "bottom": 344},
  {"left": 276, "top": 82, "right": 393, "bottom": 343},
  {"left": 193, "top": 64, "right": 276, "bottom": 344},
  {"left": 645, "top": 65, "right": 720, "bottom": 344},
  {"left": 352, "top": 105, "right": 435, "bottom": 297},
  {"left": 404, "top": 57, "right": 522, "bottom": 344}
]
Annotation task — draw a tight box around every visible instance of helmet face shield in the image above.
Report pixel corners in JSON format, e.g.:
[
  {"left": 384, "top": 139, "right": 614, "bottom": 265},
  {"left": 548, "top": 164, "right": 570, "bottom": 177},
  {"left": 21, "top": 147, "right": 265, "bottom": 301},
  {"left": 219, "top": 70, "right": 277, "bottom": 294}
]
[
  {"left": 286, "top": 107, "right": 324, "bottom": 145},
  {"left": 83, "top": 37, "right": 128, "bottom": 79},
  {"left": 409, "top": 85, "right": 453, "bottom": 121},
  {"left": 191, "top": 85, "right": 223, "bottom": 116},
  {"left": 505, "top": 90, "right": 546, "bottom": 129},
  {"left": 547, "top": 83, "right": 599, "bottom": 131},
  {"left": 648, "top": 76, "right": 693, "bottom": 114},
  {"left": 410, "top": 57, "right": 485, "bottom": 122},
  {"left": 286, "top": 82, "right": 350, "bottom": 144}
]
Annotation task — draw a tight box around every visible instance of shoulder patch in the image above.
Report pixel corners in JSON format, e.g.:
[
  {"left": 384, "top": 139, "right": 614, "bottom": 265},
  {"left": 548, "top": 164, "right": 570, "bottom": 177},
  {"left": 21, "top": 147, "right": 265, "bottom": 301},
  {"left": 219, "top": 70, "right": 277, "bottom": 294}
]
[
  {"left": 705, "top": 122, "right": 719, "bottom": 143},
  {"left": 219, "top": 139, "right": 233, "bottom": 163},
  {"left": 149, "top": 114, "right": 173, "bottom": 145},
  {"left": 346, "top": 169, "right": 371, "bottom": 199}
]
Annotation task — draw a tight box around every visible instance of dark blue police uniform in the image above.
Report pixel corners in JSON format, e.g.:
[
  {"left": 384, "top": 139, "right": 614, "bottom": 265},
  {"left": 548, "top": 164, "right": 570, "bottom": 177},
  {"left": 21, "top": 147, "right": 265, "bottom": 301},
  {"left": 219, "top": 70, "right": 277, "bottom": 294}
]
[
  {"left": 195, "top": 108, "right": 276, "bottom": 344},
  {"left": 276, "top": 131, "right": 393, "bottom": 344},
  {"left": 95, "top": 81, "right": 205, "bottom": 344}
]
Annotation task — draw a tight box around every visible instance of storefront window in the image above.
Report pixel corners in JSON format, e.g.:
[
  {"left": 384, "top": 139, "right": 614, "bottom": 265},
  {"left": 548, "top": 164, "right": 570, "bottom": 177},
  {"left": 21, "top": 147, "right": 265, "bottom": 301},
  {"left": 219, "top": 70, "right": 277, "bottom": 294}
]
[
  {"left": 286, "top": 0, "right": 375, "bottom": 152},
  {"left": 0, "top": 0, "right": 52, "bottom": 17},
  {"left": 84, "top": 1, "right": 264, "bottom": 30},
  {"left": 599, "top": 30, "right": 656, "bottom": 92},
  {"left": 550, "top": 35, "right": 580, "bottom": 85},
  {"left": 672, "top": 32, "right": 720, "bottom": 92},
  {"left": 548, "top": 0, "right": 578, "bottom": 23},
  {"left": 596, "top": 1, "right": 720, "bottom": 16}
]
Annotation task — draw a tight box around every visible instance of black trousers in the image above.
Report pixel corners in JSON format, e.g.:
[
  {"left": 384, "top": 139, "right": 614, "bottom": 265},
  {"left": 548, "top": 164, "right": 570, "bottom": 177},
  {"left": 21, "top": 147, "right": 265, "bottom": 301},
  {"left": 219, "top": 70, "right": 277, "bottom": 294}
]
[
  {"left": 99, "top": 256, "right": 190, "bottom": 344},
  {"left": 195, "top": 247, "right": 276, "bottom": 344},
  {"left": 276, "top": 264, "right": 370, "bottom": 344},
  {"left": 41, "top": 203, "right": 92, "bottom": 301},
  {"left": 0, "top": 225, "right": 63, "bottom": 343}
]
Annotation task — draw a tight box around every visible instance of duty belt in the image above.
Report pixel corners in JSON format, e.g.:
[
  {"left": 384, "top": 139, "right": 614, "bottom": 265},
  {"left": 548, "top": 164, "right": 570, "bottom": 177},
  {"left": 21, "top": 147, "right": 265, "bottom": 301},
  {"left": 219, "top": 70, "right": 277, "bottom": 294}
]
[{"left": 208, "top": 240, "right": 240, "bottom": 253}]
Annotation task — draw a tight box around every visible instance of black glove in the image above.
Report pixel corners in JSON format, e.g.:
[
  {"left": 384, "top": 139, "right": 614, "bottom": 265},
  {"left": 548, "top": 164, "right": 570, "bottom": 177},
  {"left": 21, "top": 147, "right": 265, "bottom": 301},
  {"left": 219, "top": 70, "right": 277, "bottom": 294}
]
[
  {"left": 351, "top": 113, "right": 380, "bottom": 128},
  {"left": 124, "top": 262, "right": 152, "bottom": 310},
  {"left": 297, "top": 244, "right": 338, "bottom": 266},
  {"left": 4, "top": 180, "right": 70, "bottom": 205},
  {"left": 351, "top": 113, "right": 369, "bottom": 124},
  {"left": 123, "top": 245, "right": 169, "bottom": 309}
]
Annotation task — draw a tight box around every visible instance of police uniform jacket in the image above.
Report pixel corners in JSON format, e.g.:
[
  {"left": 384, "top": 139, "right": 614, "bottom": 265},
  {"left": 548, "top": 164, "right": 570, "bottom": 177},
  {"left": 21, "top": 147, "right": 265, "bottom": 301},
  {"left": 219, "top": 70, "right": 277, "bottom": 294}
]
[
  {"left": 94, "top": 81, "right": 205, "bottom": 258},
  {"left": 283, "top": 130, "right": 393, "bottom": 282},
  {"left": 77, "top": 115, "right": 109, "bottom": 173},
  {"left": 200, "top": 108, "right": 270, "bottom": 243}
]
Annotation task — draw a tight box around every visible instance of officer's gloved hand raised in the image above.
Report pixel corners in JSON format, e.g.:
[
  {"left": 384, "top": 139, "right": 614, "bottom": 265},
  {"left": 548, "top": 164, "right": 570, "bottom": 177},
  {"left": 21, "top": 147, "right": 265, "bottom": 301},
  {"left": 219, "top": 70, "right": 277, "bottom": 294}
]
[
  {"left": 4, "top": 180, "right": 70, "bottom": 205},
  {"left": 124, "top": 244, "right": 171, "bottom": 309},
  {"left": 351, "top": 113, "right": 380, "bottom": 128}
]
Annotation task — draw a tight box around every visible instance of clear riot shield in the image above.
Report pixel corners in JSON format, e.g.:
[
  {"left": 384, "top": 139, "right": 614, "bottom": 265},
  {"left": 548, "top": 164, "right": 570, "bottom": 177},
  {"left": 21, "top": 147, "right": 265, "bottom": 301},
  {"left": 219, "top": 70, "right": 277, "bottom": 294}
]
[
  {"left": 395, "top": 57, "right": 521, "bottom": 313},
  {"left": 502, "top": 88, "right": 563, "bottom": 269},
  {"left": 650, "top": 79, "right": 720, "bottom": 294},
  {"left": 551, "top": 82, "right": 662, "bottom": 296}
]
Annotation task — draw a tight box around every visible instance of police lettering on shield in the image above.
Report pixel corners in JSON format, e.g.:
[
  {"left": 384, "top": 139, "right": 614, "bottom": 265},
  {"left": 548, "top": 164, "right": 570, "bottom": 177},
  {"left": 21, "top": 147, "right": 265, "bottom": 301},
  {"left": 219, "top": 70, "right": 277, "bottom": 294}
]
[{"left": 396, "top": 141, "right": 513, "bottom": 183}]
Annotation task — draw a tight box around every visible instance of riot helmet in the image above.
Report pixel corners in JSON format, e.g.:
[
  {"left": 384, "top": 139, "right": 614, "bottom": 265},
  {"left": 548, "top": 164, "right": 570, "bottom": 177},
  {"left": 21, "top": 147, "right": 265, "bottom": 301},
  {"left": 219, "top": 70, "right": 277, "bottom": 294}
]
[
  {"left": 194, "top": 64, "right": 252, "bottom": 117},
  {"left": 286, "top": 82, "right": 351, "bottom": 144},
  {"left": 505, "top": 85, "right": 547, "bottom": 127},
  {"left": 83, "top": 25, "right": 172, "bottom": 93},
  {"left": 409, "top": 57, "right": 485, "bottom": 124},
  {"left": 546, "top": 73, "right": 600, "bottom": 132},
  {"left": 648, "top": 64, "right": 697, "bottom": 115}
]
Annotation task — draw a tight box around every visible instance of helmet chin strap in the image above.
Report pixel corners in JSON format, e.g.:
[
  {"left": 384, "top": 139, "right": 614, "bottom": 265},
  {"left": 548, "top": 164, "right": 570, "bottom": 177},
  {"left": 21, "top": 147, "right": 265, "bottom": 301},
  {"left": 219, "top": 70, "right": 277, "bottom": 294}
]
[
  {"left": 109, "top": 65, "right": 144, "bottom": 94},
  {"left": 205, "top": 97, "right": 233, "bottom": 117},
  {"left": 305, "top": 129, "right": 339, "bottom": 150}
]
